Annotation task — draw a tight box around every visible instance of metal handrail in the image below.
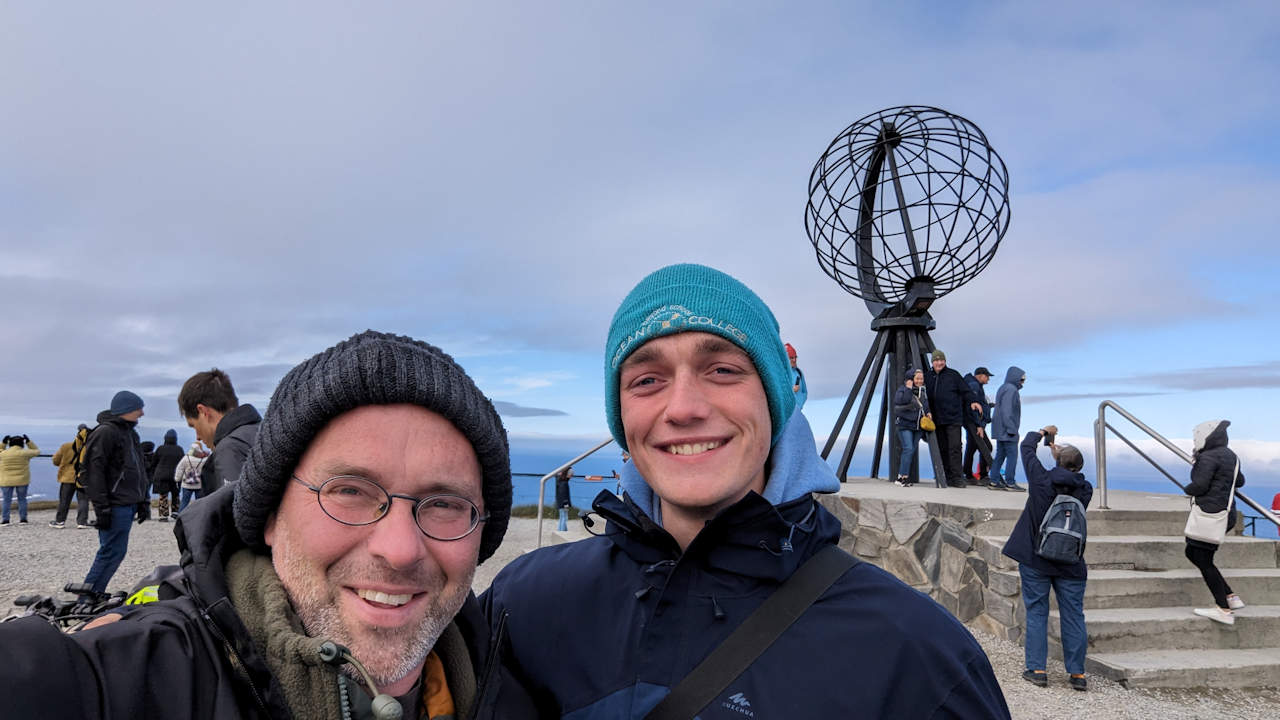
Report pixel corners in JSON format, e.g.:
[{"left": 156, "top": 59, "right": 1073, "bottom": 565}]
[
  {"left": 535, "top": 438, "right": 616, "bottom": 548},
  {"left": 1094, "top": 401, "right": 1279, "bottom": 532}
]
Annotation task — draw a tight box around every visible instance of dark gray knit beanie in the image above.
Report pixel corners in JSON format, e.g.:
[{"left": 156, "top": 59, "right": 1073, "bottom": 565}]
[{"left": 232, "top": 330, "right": 512, "bottom": 563}]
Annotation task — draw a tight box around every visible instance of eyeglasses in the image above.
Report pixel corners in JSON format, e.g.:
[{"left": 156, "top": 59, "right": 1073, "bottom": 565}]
[{"left": 292, "top": 475, "right": 487, "bottom": 541}]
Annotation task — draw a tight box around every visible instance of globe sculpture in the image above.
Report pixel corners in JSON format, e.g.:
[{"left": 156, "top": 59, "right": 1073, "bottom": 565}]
[{"left": 805, "top": 105, "right": 1011, "bottom": 485}]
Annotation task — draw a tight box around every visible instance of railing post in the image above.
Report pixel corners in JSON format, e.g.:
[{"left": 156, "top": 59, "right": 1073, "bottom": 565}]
[{"left": 1094, "top": 409, "right": 1109, "bottom": 510}]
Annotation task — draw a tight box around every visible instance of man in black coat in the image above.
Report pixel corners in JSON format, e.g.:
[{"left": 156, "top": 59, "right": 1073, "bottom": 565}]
[
  {"left": 80, "top": 391, "right": 150, "bottom": 597},
  {"left": 0, "top": 331, "right": 527, "bottom": 719},
  {"left": 151, "top": 428, "right": 185, "bottom": 521},
  {"left": 963, "top": 367, "right": 995, "bottom": 485},
  {"left": 924, "top": 349, "right": 983, "bottom": 487}
]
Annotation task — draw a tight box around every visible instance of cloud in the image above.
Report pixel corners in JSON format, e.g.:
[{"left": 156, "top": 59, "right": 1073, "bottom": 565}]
[
  {"left": 493, "top": 402, "right": 569, "bottom": 418},
  {"left": 1104, "top": 362, "right": 1280, "bottom": 391},
  {"left": 1024, "top": 391, "right": 1164, "bottom": 404}
]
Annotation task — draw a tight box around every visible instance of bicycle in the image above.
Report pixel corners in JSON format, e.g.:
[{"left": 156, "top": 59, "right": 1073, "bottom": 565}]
[{"left": 4, "top": 582, "right": 127, "bottom": 633}]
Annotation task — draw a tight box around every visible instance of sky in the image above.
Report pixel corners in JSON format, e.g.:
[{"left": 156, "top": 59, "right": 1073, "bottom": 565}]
[{"left": 3, "top": 2, "right": 1279, "bottom": 493}]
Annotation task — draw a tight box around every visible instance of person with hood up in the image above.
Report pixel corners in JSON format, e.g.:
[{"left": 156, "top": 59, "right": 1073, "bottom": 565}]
[
  {"left": 989, "top": 366, "right": 1027, "bottom": 492},
  {"left": 50, "top": 425, "right": 92, "bottom": 528},
  {"left": 151, "top": 429, "right": 186, "bottom": 522},
  {"left": 1184, "top": 419, "right": 1247, "bottom": 625},
  {"left": 1001, "top": 425, "right": 1092, "bottom": 691},
  {"left": 80, "top": 391, "right": 150, "bottom": 596},
  {"left": 174, "top": 441, "right": 208, "bottom": 512},
  {"left": 892, "top": 368, "right": 931, "bottom": 486},
  {"left": 0, "top": 434, "right": 41, "bottom": 525},
  {"left": 484, "top": 264, "right": 1010, "bottom": 718}
]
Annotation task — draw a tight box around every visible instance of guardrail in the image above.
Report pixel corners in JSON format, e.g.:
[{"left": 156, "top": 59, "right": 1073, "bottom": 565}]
[
  {"left": 535, "top": 438, "right": 616, "bottom": 548},
  {"left": 1094, "top": 400, "right": 1279, "bottom": 533}
]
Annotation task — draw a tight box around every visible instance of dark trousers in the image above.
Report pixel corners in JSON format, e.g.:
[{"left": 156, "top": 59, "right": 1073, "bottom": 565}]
[
  {"left": 84, "top": 505, "right": 136, "bottom": 595},
  {"left": 964, "top": 425, "right": 992, "bottom": 479},
  {"left": 935, "top": 423, "right": 965, "bottom": 485},
  {"left": 55, "top": 483, "right": 89, "bottom": 525},
  {"left": 1185, "top": 542, "right": 1234, "bottom": 609}
]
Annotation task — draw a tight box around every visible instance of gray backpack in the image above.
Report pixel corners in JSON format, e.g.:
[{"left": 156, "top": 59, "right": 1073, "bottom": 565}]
[{"left": 1036, "top": 493, "right": 1087, "bottom": 563}]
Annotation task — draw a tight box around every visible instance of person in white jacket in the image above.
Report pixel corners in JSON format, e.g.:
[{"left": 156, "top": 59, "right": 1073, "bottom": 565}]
[{"left": 173, "top": 442, "right": 209, "bottom": 513}]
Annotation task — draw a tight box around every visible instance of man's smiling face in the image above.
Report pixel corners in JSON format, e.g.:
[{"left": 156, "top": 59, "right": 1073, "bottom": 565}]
[
  {"left": 264, "top": 403, "right": 483, "bottom": 694},
  {"left": 619, "top": 332, "right": 771, "bottom": 523}
]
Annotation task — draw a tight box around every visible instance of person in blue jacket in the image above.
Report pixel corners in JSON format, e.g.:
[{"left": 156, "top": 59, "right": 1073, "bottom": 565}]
[
  {"left": 989, "top": 366, "right": 1027, "bottom": 492},
  {"left": 484, "top": 263, "right": 1010, "bottom": 719},
  {"left": 1001, "top": 425, "right": 1093, "bottom": 691}
]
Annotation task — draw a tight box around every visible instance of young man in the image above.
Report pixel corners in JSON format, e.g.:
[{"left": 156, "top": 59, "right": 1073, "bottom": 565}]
[
  {"left": 1001, "top": 425, "right": 1092, "bottom": 691},
  {"left": 484, "top": 264, "right": 1010, "bottom": 718},
  {"left": 963, "top": 366, "right": 995, "bottom": 485},
  {"left": 2, "top": 331, "right": 523, "bottom": 719},
  {"left": 990, "top": 366, "right": 1027, "bottom": 492},
  {"left": 178, "top": 369, "right": 262, "bottom": 497},
  {"left": 80, "top": 391, "right": 149, "bottom": 595},
  {"left": 924, "top": 350, "right": 984, "bottom": 488}
]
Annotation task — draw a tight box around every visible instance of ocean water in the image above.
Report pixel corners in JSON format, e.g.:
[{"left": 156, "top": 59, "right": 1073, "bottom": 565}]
[{"left": 14, "top": 439, "right": 1279, "bottom": 539}]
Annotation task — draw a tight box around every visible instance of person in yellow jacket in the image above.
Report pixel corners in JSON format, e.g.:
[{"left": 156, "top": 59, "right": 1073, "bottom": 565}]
[
  {"left": 51, "top": 426, "right": 91, "bottom": 528},
  {"left": 1, "top": 434, "right": 40, "bottom": 525}
]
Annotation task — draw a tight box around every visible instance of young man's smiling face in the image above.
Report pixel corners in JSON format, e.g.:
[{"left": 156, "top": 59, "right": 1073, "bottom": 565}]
[
  {"left": 264, "top": 403, "right": 484, "bottom": 695},
  {"left": 619, "top": 332, "right": 771, "bottom": 529}
]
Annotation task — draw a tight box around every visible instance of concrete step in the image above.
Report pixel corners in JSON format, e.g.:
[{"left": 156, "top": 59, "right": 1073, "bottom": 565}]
[
  {"left": 1064, "top": 568, "right": 1280, "bottom": 610},
  {"left": 1082, "top": 647, "right": 1280, "bottom": 688},
  {"left": 971, "top": 508, "right": 1198, "bottom": 538},
  {"left": 1049, "top": 605, "right": 1280, "bottom": 653},
  {"left": 1083, "top": 535, "right": 1280, "bottom": 570}
]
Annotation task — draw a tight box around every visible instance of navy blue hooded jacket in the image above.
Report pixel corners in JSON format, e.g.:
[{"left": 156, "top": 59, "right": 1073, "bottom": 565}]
[
  {"left": 1001, "top": 432, "right": 1093, "bottom": 579},
  {"left": 483, "top": 412, "right": 1010, "bottom": 719},
  {"left": 963, "top": 373, "right": 993, "bottom": 426}
]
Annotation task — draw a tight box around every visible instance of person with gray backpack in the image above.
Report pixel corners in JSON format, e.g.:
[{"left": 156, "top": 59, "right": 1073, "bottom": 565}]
[{"left": 1001, "top": 425, "right": 1093, "bottom": 691}]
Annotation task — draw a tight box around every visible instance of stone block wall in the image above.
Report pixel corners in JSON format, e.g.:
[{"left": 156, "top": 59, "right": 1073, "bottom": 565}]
[{"left": 818, "top": 494, "right": 1026, "bottom": 643}]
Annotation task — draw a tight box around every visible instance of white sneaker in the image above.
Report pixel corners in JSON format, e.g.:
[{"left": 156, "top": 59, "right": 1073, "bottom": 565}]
[
  {"left": 1227, "top": 595, "right": 1246, "bottom": 610},
  {"left": 1193, "top": 607, "right": 1235, "bottom": 625}
]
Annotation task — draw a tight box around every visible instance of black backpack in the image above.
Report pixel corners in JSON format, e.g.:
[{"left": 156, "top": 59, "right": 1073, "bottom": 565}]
[{"left": 1036, "top": 493, "right": 1088, "bottom": 563}]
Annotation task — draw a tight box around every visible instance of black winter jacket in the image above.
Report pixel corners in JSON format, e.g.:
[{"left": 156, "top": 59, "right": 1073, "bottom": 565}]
[
  {"left": 924, "top": 365, "right": 977, "bottom": 426},
  {"left": 893, "top": 383, "right": 930, "bottom": 429},
  {"left": 1002, "top": 432, "right": 1094, "bottom": 579},
  {"left": 202, "top": 404, "right": 261, "bottom": 495},
  {"left": 82, "top": 410, "right": 149, "bottom": 512},
  {"left": 151, "top": 438, "right": 185, "bottom": 494},
  {"left": 963, "top": 373, "right": 993, "bottom": 425},
  {"left": 0, "top": 488, "right": 516, "bottom": 719},
  {"left": 1187, "top": 422, "right": 1245, "bottom": 520}
]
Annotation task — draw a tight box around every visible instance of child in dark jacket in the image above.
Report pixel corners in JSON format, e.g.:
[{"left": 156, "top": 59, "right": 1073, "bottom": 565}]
[{"left": 1002, "top": 426, "right": 1093, "bottom": 691}]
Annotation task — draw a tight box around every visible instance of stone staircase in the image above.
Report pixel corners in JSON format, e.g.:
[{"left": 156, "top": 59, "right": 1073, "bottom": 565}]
[{"left": 974, "top": 506, "right": 1280, "bottom": 688}]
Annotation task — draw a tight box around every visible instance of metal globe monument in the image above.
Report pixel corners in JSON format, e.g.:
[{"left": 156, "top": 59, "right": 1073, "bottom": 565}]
[{"left": 805, "top": 105, "right": 1011, "bottom": 484}]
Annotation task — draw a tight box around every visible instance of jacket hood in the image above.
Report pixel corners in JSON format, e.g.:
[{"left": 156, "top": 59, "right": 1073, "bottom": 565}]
[
  {"left": 617, "top": 409, "right": 839, "bottom": 523},
  {"left": 1003, "top": 366, "right": 1025, "bottom": 388},
  {"left": 163, "top": 429, "right": 178, "bottom": 444},
  {"left": 1047, "top": 465, "right": 1089, "bottom": 492},
  {"left": 213, "top": 404, "right": 262, "bottom": 446},
  {"left": 1193, "top": 419, "right": 1230, "bottom": 453}
]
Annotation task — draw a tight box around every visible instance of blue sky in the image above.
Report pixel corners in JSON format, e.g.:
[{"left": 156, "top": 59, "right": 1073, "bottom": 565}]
[{"left": 3, "top": 2, "right": 1279, "bottom": 488}]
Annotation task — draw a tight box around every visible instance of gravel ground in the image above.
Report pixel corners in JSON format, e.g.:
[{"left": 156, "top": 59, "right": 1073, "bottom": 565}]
[{"left": 5, "top": 505, "right": 1278, "bottom": 718}]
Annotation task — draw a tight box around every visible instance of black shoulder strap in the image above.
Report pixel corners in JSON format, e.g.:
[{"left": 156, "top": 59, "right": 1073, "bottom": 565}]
[{"left": 643, "top": 545, "right": 858, "bottom": 720}]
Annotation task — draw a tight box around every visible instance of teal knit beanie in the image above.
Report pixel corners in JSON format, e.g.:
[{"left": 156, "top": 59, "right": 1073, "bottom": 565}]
[{"left": 604, "top": 263, "right": 795, "bottom": 451}]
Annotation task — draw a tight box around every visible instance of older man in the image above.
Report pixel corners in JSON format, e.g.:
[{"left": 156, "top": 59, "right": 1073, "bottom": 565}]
[
  {"left": 485, "top": 264, "right": 1010, "bottom": 718},
  {"left": 3, "top": 331, "right": 523, "bottom": 719}
]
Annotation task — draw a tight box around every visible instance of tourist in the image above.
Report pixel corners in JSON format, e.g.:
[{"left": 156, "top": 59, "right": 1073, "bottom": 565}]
[
  {"left": 893, "top": 368, "right": 931, "bottom": 486},
  {"left": 49, "top": 425, "right": 91, "bottom": 528},
  {"left": 1001, "top": 425, "right": 1092, "bottom": 691},
  {"left": 0, "top": 330, "right": 526, "bottom": 718},
  {"left": 924, "top": 349, "right": 984, "bottom": 488},
  {"left": 80, "top": 391, "right": 149, "bottom": 596},
  {"left": 174, "top": 442, "right": 208, "bottom": 512},
  {"left": 0, "top": 434, "right": 40, "bottom": 525},
  {"left": 177, "top": 369, "right": 261, "bottom": 497},
  {"left": 1185, "top": 419, "right": 1247, "bottom": 625},
  {"left": 785, "top": 341, "right": 808, "bottom": 409},
  {"left": 484, "top": 263, "right": 1010, "bottom": 717},
  {"left": 555, "top": 465, "right": 573, "bottom": 531},
  {"left": 990, "top": 366, "right": 1027, "bottom": 492},
  {"left": 963, "top": 366, "right": 995, "bottom": 485},
  {"left": 150, "top": 429, "right": 184, "bottom": 522}
]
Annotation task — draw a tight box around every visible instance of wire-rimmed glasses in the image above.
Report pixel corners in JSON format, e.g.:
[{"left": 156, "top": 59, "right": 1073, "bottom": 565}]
[{"left": 292, "top": 475, "right": 486, "bottom": 541}]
